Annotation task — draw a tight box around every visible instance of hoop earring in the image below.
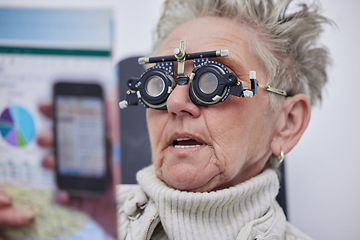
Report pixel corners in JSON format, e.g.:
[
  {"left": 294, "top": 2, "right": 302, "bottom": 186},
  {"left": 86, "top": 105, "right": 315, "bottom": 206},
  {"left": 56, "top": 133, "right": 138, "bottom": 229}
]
[{"left": 278, "top": 150, "right": 284, "bottom": 164}]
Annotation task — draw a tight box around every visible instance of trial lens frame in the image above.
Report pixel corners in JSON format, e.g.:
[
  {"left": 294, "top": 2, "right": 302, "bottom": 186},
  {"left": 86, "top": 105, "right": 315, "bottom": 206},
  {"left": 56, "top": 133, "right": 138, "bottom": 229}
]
[{"left": 119, "top": 37, "right": 291, "bottom": 110}]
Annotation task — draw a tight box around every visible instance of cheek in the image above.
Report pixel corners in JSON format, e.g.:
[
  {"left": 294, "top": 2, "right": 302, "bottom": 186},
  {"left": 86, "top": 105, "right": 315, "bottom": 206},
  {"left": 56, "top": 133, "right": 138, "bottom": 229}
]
[
  {"left": 203, "top": 105, "right": 250, "bottom": 169},
  {"left": 146, "top": 111, "right": 161, "bottom": 154},
  {"left": 146, "top": 110, "right": 168, "bottom": 164},
  {"left": 204, "top": 99, "right": 251, "bottom": 147},
  {"left": 146, "top": 109, "right": 165, "bottom": 140},
  {"left": 202, "top": 98, "right": 266, "bottom": 174}
]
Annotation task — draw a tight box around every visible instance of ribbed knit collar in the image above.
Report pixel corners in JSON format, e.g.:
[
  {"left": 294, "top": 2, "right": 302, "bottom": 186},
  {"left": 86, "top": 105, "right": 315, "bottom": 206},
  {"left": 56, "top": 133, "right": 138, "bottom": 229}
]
[{"left": 136, "top": 166, "right": 280, "bottom": 240}]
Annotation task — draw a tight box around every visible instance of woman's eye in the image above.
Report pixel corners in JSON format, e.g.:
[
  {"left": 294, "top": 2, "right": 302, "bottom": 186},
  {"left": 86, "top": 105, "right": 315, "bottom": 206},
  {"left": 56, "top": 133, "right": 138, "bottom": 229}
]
[
  {"left": 198, "top": 72, "right": 218, "bottom": 94},
  {"left": 146, "top": 76, "right": 165, "bottom": 97}
]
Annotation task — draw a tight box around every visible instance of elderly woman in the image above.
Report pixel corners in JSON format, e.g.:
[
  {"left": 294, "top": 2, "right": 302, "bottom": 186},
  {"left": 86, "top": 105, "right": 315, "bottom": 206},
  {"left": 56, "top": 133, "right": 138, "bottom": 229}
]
[
  {"left": 0, "top": 0, "right": 330, "bottom": 239},
  {"left": 118, "top": 0, "right": 331, "bottom": 239}
]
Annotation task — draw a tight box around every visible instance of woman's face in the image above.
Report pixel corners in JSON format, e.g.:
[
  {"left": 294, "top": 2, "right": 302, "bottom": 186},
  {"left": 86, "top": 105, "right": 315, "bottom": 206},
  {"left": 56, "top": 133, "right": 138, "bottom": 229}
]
[{"left": 147, "top": 16, "right": 278, "bottom": 192}]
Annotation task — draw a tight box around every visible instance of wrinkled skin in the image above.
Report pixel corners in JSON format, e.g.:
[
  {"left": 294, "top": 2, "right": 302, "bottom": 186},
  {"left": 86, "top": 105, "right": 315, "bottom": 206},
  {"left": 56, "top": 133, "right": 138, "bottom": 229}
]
[{"left": 147, "top": 17, "right": 279, "bottom": 192}]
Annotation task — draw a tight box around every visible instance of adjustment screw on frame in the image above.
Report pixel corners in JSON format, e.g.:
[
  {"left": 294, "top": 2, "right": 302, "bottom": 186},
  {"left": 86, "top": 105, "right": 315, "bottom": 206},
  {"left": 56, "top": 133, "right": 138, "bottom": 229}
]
[
  {"left": 119, "top": 100, "right": 128, "bottom": 109},
  {"left": 243, "top": 90, "right": 254, "bottom": 98},
  {"left": 174, "top": 48, "right": 185, "bottom": 59}
]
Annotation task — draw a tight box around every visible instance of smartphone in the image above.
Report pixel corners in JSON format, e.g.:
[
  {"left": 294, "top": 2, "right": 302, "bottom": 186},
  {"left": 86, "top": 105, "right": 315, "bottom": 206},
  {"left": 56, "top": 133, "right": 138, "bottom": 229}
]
[{"left": 53, "top": 82, "right": 109, "bottom": 194}]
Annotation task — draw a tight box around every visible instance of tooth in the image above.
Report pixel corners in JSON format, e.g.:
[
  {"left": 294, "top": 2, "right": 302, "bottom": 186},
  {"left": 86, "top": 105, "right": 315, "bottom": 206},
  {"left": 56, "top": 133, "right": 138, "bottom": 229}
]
[
  {"left": 174, "top": 145, "right": 201, "bottom": 148},
  {"left": 176, "top": 138, "right": 191, "bottom": 141}
]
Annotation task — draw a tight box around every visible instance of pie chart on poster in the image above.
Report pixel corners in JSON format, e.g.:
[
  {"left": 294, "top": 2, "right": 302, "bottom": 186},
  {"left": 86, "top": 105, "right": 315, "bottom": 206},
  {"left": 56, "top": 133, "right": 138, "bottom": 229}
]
[{"left": 0, "top": 105, "right": 36, "bottom": 147}]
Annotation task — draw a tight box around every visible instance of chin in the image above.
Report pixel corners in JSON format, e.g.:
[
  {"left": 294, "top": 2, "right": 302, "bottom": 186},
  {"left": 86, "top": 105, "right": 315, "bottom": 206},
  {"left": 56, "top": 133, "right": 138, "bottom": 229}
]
[{"left": 159, "top": 164, "right": 222, "bottom": 192}]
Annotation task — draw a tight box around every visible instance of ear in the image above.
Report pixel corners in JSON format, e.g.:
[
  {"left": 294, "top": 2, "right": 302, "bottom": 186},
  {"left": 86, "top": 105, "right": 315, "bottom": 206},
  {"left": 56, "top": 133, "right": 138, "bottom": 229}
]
[{"left": 270, "top": 94, "right": 311, "bottom": 157}]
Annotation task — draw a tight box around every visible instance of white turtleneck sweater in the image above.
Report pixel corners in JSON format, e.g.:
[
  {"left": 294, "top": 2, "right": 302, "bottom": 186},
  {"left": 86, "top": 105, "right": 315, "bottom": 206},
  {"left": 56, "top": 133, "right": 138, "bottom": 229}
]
[{"left": 117, "top": 166, "right": 310, "bottom": 240}]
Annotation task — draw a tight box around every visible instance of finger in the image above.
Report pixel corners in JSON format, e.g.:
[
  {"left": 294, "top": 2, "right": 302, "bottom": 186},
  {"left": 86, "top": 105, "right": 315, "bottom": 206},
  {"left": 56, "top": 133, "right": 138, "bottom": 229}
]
[
  {"left": 55, "top": 190, "right": 70, "bottom": 205},
  {"left": 38, "top": 101, "right": 52, "bottom": 119},
  {"left": 36, "top": 128, "right": 53, "bottom": 147},
  {"left": 0, "top": 208, "right": 34, "bottom": 228},
  {"left": 0, "top": 191, "right": 11, "bottom": 208},
  {"left": 41, "top": 153, "right": 55, "bottom": 170}
]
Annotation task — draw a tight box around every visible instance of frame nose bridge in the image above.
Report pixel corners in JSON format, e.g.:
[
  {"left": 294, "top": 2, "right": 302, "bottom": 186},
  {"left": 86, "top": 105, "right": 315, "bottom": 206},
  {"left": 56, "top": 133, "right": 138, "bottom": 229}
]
[
  {"left": 184, "top": 60, "right": 195, "bottom": 76},
  {"left": 175, "top": 60, "right": 194, "bottom": 86}
]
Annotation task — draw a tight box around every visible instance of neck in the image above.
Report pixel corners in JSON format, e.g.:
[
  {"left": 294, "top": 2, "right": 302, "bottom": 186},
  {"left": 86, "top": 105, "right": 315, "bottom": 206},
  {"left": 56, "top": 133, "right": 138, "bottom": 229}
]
[{"left": 137, "top": 166, "right": 280, "bottom": 240}]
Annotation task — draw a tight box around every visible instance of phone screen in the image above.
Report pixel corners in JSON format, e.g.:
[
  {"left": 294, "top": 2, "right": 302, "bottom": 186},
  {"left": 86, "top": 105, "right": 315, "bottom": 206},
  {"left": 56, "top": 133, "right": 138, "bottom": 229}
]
[
  {"left": 54, "top": 82, "right": 108, "bottom": 193},
  {"left": 55, "top": 95, "right": 106, "bottom": 178}
]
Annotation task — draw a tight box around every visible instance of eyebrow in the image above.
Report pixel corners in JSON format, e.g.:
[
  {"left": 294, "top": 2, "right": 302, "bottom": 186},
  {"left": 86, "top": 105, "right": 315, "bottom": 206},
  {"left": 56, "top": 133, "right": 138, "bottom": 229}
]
[{"left": 215, "top": 57, "right": 248, "bottom": 79}]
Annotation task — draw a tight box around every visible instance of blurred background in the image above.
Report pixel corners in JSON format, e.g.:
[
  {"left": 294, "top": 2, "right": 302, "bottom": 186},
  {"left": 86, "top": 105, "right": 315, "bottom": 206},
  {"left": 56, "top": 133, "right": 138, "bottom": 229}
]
[{"left": 0, "top": 0, "right": 359, "bottom": 239}]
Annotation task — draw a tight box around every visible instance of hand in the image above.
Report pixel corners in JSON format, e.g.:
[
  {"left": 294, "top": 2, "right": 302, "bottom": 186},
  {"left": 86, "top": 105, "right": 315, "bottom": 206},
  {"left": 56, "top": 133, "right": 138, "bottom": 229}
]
[
  {"left": 37, "top": 100, "right": 119, "bottom": 238},
  {"left": 0, "top": 189, "right": 34, "bottom": 237}
]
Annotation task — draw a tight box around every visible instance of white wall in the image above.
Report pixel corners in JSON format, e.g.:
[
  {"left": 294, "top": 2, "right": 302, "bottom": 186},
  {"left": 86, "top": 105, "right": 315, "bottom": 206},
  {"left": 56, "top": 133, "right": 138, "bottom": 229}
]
[
  {"left": 287, "top": 1, "right": 360, "bottom": 239},
  {"left": 1, "top": 1, "right": 358, "bottom": 239}
]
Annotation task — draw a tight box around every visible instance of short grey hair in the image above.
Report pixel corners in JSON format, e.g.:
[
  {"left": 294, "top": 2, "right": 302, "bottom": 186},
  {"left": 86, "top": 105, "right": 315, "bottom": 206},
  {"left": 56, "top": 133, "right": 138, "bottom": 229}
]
[{"left": 152, "top": 0, "right": 332, "bottom": 108}]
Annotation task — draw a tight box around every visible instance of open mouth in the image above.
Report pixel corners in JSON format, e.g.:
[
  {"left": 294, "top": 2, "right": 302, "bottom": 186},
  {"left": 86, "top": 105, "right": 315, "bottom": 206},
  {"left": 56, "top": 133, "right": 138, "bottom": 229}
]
[{"left": 172, "top": 138, "right": 204, "bottom": 149}]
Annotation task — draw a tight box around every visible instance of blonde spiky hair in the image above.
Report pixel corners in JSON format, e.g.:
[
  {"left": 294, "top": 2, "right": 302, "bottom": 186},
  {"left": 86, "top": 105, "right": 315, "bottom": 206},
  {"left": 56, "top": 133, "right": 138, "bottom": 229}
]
[{"left": 153, "top": 0, "right": 332, "bottom": 108}]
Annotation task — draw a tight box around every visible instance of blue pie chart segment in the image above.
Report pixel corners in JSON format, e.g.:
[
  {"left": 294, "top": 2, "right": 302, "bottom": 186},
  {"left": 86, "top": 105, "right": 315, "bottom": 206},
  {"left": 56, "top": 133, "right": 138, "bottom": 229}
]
[{"left": 0, "top": 106, "right": 36, "bottom": 147}]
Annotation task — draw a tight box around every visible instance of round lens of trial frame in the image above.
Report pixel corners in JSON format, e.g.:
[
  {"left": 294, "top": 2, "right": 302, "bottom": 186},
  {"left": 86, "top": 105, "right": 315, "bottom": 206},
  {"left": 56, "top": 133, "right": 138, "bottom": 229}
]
[
  {"left": 198, "top": 72, "right": 218, "bottom": 94},
  {"left": 145, "top": 76, "right": 165, "bottom": 97}
]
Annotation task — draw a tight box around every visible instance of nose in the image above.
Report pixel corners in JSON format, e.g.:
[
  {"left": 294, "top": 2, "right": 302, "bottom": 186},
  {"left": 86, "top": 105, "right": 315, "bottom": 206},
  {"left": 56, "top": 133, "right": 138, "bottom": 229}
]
[{"left": 166, "top": 81, "right": 201, "bottom": 118}]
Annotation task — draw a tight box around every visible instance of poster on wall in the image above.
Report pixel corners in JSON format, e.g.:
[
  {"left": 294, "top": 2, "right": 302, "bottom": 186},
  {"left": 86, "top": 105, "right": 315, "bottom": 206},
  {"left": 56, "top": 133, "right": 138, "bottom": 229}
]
[{"left": 0, "top": 7, "right": 117, "bottom": 239}]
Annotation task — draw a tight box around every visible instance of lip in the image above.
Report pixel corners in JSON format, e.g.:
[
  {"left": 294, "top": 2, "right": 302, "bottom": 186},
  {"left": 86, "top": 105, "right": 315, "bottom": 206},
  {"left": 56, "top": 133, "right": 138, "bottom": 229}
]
[{"left": 169, "top": 132, "right": 208, "bottom": 149}]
